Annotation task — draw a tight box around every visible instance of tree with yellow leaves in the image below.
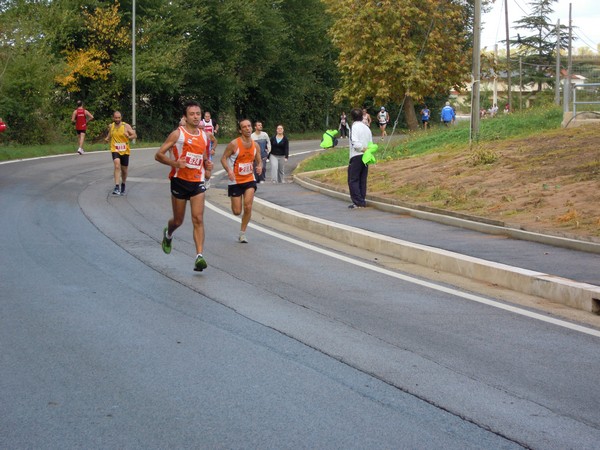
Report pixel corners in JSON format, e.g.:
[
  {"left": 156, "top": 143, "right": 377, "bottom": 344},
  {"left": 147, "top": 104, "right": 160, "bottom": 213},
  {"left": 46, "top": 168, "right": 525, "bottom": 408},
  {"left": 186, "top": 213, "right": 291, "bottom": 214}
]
[
  {"left": 323, "top": 0, "right": 470, "bottom": 130},
  {"left": 56, "top": 1, "right": 130, "bottom": 93}
]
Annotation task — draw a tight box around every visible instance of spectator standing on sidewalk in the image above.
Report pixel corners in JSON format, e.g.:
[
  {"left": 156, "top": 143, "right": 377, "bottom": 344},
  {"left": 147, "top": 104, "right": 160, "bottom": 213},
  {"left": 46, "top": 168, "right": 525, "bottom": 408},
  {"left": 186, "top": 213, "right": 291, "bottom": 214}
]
[
  {"left": 251, "top": 121, "right": 271, "bottom": 183},
  {"left": 347, "top": 108, "right": 372, "bottom": 209},
  {"left": 339, "top": 112, "right": 349, "bottom": 138},
  {"left": 269, "top": 124, "right": 289, "bottom": 184}
]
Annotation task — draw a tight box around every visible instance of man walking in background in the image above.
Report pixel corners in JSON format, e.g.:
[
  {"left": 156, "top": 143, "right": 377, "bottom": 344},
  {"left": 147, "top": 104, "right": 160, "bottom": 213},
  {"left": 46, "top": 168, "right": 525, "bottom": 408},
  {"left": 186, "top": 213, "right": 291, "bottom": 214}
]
[
  {"left": 71, "top": 100, "right": 94, "bottom": 154},
  {"left": 251, "top": 121, "right": 271, "bottom": 183},
  {"left": 441, "top": 101, "right": 455, "bottom": 126}
]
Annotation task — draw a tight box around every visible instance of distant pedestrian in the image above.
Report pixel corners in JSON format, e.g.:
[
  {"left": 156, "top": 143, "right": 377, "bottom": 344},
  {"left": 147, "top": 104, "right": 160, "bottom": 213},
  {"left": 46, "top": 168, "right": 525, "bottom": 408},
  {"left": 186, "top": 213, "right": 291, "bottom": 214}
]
[
  {"left": 504, "top": 104, "right": 510, "bottom": 114},
  {"left": 201, "top": 111, "right": 219, "bottom": 136},
  {"left": 105, "top": 111, "right": 137, "bottom": 195},
  {"left": 339, "top": 112, "right": 348, "bottom": 138},
  {"left": 420, "top": 106, "right": 430, "bottom": 130},
  {"left": 71, "top": 100, "right": 94, "bottom": 154},
  {"left": 251, "top": 121, "right": 271, "bottom": 183},
  {"left": 440, "top": 102, "right": 455, "bottom": 126},
  {"left": 269, "top": 124, "right": 289, "bottom": 184},
  {"left": 348, "top": 108, "right": 372, "bottom": 209},
  {"left": 0, "top": 117, "right": 6, "bottom": 133},
  {"left": 362, "top": 108, "right": 372, "bottom": 127},
  {"left": 377, "top": 106, "right": 390, "bottom": 141}
]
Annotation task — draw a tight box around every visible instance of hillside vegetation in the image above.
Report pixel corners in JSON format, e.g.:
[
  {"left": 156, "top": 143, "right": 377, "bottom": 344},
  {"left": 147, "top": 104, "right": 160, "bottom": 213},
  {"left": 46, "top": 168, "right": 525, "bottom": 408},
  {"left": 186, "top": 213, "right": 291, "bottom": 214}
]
[{"left": 300, "top": 108, "right": 600, "bottom": 241}]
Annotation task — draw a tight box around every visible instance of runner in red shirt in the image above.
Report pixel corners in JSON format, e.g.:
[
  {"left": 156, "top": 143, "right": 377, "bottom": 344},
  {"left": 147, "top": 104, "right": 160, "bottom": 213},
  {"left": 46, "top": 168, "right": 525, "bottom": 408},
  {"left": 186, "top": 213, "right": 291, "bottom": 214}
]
[{"left": 71, "top": 100, "right": 94, "bottom": 155}]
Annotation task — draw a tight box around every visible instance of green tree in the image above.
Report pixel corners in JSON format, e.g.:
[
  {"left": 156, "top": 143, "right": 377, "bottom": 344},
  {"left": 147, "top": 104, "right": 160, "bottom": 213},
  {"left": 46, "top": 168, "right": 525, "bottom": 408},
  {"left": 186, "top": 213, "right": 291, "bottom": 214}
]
[
  {"left": 0, "top": 0, "right": 65, "bottom": 143},
  {"left": 323, "top": 0, "right": 471, "bottom": 130},
  {"left": 511, "top": 0, "right": 568, "bottom": 92}
]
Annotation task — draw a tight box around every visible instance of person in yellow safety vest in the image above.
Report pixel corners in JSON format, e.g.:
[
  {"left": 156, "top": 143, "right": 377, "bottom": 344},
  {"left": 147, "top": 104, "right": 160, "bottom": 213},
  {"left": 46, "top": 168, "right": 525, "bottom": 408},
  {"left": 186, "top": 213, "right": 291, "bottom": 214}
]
[{"left": 320, "top": 129, "right": 339, "bottom": 149}]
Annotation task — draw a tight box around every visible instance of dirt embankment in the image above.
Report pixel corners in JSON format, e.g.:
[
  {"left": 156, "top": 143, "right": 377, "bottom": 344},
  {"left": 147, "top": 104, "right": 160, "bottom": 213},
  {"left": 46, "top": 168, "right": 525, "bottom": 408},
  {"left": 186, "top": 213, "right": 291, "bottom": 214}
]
[{"left": 310, "top": 123, "right": 600, "bottom": 241}]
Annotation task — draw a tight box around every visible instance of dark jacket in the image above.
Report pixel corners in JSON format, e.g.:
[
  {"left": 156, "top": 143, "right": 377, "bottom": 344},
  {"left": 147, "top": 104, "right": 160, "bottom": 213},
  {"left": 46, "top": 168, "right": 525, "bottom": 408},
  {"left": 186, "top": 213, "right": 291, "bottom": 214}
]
[{"left": 269, "top": 135, "right": 289, "bottom": 158}]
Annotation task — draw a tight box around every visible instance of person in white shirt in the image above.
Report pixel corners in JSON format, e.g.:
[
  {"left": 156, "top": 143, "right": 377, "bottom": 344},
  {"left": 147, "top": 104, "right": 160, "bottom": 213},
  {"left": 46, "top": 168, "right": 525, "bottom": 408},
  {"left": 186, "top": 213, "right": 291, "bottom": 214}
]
[
  {"left": 377, "top": 106, "right": 390, "bottom": 140},
  {"left": 251, "top": 121, "right": 271, "bottom": 183},
  {"left": 348, "top": 108, "right": 373, "bottom": 209}
]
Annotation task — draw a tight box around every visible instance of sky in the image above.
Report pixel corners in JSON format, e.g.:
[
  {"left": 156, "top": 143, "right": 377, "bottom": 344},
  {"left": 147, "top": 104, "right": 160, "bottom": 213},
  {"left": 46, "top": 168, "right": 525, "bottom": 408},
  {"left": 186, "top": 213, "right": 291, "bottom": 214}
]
[{"left": 481, "top": 0, "right": 599, "bottom": 52}]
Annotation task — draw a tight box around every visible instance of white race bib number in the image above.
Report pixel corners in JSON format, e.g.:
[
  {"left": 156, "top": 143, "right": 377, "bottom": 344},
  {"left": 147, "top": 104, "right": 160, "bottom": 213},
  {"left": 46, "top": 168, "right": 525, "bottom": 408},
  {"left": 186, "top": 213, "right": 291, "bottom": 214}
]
[
  {"left": 185, "top": 152, "right": 203, "bottom": 169},
  {"left": 115, "top": 143, "right": 127, "bottom": 154},
  {"left": 238, "top": 162, "right": 253, "bottom": 176}
]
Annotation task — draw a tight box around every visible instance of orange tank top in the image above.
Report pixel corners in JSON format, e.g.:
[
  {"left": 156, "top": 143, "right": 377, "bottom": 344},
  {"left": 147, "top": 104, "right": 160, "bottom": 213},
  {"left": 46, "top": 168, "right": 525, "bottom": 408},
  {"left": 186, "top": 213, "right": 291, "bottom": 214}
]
[
  {"left": 226, "top": 137, "right": 257, "bottom": 185},
  {"left": 169, "top": 126, "right": 208, "bottom": 182}
]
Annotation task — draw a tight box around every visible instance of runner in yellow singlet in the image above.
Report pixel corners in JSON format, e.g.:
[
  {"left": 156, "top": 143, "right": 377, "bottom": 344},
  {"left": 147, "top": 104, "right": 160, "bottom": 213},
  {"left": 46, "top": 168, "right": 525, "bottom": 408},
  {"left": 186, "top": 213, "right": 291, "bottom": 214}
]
[{"left": 105, "top": 111, "right": 137, "bottom": 195}]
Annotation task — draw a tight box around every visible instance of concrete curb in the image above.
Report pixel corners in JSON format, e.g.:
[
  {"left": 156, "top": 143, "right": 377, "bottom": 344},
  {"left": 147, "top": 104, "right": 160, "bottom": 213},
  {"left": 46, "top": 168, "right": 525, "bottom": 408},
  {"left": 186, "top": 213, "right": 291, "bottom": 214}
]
[
  {"left": 253, "top": 192, "right": 600, "bottom": 315},
  {"left": 294, "top": 173, "right": 600, "bottom": 255}
]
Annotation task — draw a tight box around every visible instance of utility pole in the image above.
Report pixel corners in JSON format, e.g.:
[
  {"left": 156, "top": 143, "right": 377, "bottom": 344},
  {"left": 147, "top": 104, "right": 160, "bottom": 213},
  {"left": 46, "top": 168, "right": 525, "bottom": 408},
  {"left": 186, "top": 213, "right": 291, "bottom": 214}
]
[
  {"left": 471, "top": 0, "right": 481, "bottom": 144},
  {"left": 131, "top": 0, "right": 136, "bottom": 138},
  {"left": 564, "top": 3, "right": 572, "bottom": 113},
  {"left": 504, "top": 0, "right": 512, "bottom": 111},
  {"left": 519, "top": 56, "right": 523, "bottom": 111},
  {"left": 555, "top": 20, "right": 561, "bottom": 105},
  {"left": 493, "top": 44, "right": 498, "bottom": 107}
]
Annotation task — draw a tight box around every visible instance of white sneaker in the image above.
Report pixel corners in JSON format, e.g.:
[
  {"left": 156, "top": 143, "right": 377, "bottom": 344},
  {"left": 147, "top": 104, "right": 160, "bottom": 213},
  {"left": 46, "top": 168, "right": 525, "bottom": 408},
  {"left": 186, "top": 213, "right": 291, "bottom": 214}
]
[
  {"left": 77, "top": 148, "right": 85, "bottom": 155},
  {"left": 239, "top": 233, "right": 248, "bottom": 243}
]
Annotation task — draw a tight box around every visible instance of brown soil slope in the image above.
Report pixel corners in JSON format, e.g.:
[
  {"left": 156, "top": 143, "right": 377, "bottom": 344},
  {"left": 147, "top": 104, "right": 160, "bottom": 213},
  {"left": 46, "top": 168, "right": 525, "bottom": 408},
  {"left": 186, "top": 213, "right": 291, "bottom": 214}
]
[{"left": 310, "top": 123, "right": 600, "bottom": 241}]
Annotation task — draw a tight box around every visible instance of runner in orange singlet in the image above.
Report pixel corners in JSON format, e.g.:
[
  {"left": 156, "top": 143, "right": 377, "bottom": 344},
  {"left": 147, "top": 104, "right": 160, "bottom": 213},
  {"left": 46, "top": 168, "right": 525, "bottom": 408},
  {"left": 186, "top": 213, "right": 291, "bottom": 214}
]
[
  {"left": 155, "top": 100, "right": 215, "bottom": 271},
  {"left": 220, "top": 119, "right": 262, "bottom": 243}
]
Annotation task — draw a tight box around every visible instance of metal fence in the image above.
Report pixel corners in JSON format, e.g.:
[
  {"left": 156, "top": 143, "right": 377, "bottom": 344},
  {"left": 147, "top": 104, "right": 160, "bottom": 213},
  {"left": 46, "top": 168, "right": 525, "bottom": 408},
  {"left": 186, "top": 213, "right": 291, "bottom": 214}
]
[{"left": 572, "top": 82, "right": 600, "bottom": 116}]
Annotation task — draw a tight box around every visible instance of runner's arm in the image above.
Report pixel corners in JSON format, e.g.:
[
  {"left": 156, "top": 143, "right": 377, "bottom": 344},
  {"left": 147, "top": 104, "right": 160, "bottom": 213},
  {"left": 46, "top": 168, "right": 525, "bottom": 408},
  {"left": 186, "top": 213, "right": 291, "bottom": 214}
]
[
  {"left": 125, "top": 123, "right": 137, "bottom": 140},
  {"left": 220, "top": 142, "right": 236, "bottom": 181},
  {"left": 254, "top": 144, "right": 263, "bottom": 175},
  {"left": 155, "top": 129, "right": 184, "bottom": 169}
]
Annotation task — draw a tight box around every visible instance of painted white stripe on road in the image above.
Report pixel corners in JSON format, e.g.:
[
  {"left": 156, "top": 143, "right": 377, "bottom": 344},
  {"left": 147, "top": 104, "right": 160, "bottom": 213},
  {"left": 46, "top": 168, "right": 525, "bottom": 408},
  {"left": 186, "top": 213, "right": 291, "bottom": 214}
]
[{"left": 206, "top": 200, "right": 600, "bottom": 339}]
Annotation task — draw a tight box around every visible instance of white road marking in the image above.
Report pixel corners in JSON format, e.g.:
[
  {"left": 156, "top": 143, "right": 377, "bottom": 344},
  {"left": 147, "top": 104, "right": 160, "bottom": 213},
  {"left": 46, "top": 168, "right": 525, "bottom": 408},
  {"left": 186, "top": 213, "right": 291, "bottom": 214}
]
[{"left": 206, "top": 201, "right": 600, "bottom": 339}]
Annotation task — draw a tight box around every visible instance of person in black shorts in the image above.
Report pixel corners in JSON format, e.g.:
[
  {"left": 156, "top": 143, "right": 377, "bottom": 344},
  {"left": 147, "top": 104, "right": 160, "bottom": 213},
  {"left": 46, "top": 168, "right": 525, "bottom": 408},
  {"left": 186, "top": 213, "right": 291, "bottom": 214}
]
[{"left": 155, "top": 100, "right": 215, "bottom": 271}]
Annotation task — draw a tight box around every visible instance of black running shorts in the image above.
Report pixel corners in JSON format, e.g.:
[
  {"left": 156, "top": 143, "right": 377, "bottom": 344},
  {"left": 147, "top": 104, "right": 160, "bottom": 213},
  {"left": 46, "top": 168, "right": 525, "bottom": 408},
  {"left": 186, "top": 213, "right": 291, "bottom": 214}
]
[
  {"left": 227, "top": 181, "right": 257, "bottom": 197},
  {"left": 111, "top": 152, "right": 130, "bottom": 166},
  {"left": 170, "top": 177, "right": 206, "bottom": 200}
]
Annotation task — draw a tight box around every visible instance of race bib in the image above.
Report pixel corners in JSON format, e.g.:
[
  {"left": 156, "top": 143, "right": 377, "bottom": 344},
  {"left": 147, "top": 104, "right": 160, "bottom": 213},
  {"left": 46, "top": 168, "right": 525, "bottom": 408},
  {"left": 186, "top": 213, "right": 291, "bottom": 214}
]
[
  {"left": 238, "top": 162, "right": 253, "bottom": 176},
  {"left": 115, "top": 143, "right": 127, "bottom": 154},
  {"left": 185, "top": 151, "right": 203, "bottom": 169}
]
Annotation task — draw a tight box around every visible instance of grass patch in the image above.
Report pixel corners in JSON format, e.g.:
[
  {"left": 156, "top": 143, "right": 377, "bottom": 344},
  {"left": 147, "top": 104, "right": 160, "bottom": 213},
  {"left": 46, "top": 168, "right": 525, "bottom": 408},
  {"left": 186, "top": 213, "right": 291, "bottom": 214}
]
[
  {"left": 298, "top": 106, "right": 563, "bottom": 173},
  {"left": 0, "top": 141, "right": 163, "bottom": 161}
]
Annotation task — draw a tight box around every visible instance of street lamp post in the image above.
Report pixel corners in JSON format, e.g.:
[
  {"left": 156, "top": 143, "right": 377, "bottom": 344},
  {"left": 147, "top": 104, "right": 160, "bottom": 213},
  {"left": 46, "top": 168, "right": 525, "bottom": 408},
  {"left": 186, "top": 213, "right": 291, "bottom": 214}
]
[
  {"left": 470, "top": 0, "right": 481, "bottom": 144},
  {"left": 131, "top": 0, "right": 136, "bottom": 138}
]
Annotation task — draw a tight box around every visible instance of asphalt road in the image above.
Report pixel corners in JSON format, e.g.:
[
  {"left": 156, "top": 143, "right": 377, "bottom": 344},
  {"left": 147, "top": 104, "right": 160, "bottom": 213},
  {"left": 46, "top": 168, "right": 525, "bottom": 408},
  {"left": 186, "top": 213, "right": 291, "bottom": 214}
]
[{"left": 1, "top": 142, "right": 599, "bottom": 449}]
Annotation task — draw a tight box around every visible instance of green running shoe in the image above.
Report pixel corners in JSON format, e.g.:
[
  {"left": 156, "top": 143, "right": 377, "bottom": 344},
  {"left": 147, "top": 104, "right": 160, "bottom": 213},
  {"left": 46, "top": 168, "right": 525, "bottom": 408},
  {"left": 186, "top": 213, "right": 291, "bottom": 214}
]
[
  {"left": 162, "top": 227, "right": 172, "bottom": 254},
  {"left": 194, "top": 254, "right": 207, "bottom": 272}
]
